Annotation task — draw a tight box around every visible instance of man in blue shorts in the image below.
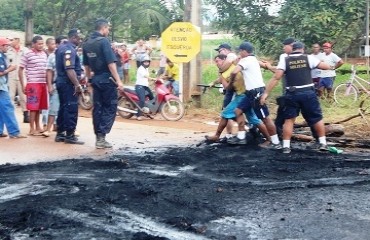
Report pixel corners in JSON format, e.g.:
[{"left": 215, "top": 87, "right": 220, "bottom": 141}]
[
  {"left": 227, "top": 42, "right": 280, "bottom": 147},
  {"left": 205, "top": 54, "right": 262, "bottom": 143},
  {"left": 318, "top": 42, "right": 343, "bottom": 99},
  {"left": 260, "top": 42, "right": 330, "bottom": 154}
]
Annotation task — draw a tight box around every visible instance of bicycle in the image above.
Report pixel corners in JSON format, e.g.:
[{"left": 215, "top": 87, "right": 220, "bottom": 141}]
[
  {"left": 333, "top": 64, "right": 370, "bottom": 106},
  {"left": 334, "top": 94, "right": 370, "bottom": 131}
]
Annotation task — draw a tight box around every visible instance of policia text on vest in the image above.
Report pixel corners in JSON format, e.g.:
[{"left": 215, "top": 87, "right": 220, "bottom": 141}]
[{"left": 288, "top": 59, "right": 307, "bottom": 69}]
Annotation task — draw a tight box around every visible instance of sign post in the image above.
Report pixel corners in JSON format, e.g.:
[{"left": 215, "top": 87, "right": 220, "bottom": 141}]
[{"left": 161, "top": 22, "right": 201, "bottom": 101}]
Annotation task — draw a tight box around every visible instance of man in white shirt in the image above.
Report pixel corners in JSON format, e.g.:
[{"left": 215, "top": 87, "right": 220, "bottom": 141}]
[
  {"left": 227, "top": 42, "right": 280, "bottom": 148},
  {"left": 318, "top": 42, "right": 343, "bottom": 99},
  {"left": 260, "top": 42, "right": 330, "bottom": 154}
]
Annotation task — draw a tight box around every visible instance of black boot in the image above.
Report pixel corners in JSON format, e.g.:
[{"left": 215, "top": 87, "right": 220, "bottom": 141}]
[
  {"left": 23, "top": 111, "right": 30, "bottom": 123},
  {"left": 96, "top": 133, "right": 112, "bottom": 149},
  {"left": 64, "top": 132, "right": 84, "bottom": 145},
  {"left": 55, "top": 132, "right": 66, "bottom": 142}
]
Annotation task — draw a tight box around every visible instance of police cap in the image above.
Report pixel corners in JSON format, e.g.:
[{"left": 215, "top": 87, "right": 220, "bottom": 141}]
[
  {"left": 282, "top": 37, "right": 295, "bottom": 45},
  {"left": 237, "top": 41, "right": 254, "bottom": 53},
  {"left": 214, "top": 43, "right": 232, "bottom": 52},
  {"left": 292, "top": 41, "right": 305, "bottom": 51}
]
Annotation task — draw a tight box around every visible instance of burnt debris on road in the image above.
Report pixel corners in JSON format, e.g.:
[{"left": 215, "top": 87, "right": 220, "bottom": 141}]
[{"left": 1, "top": 143, "right": 370, "bottom": 240}]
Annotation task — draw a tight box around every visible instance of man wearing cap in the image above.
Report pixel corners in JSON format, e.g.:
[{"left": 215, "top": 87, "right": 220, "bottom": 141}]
[
  {"left": 19, "top": 36, "right": 48, "bottom": 136},
  {"left": 275, "top": 38, "right": 319, "bottom": 142},
  {"left": 205, "top": 53, "right": 263, "bottom": 143},
  {"left": 227, "top": 41, "right": 280, "bottom": 148},
  {"left": 6, "top": 36, "right": 29, "bottom": 123},
  {"left": 318, "top": 42, "right": 343, "bottom": 99},
  {"left": 260, "top": 42, "right": 330, "bottom": 154},
  {"left": 210, "top": 43, "right": 238, "bottom": 139},
  {"left": 54, "top": 29, "right": 84, "bottom": 144},
  {"left": 211, "top": 43, "right": 239, "bottom": 139},
  {"left": 83, "top": 18, "right": 124, "bottom": 149},
  {"left": 214, "top": 43, "right": 238, "bottom": 72},
  {"left": 0, "top": 37, "right": 27, "bottom": 138}
]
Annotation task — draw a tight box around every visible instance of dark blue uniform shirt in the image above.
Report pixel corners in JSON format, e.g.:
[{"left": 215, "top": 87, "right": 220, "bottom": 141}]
[
  {"left": 82, "top": 32, "right": 116, "bottom": 75},
  {"left": 55, "top": 41, "right": 82, "bottom": 81}
]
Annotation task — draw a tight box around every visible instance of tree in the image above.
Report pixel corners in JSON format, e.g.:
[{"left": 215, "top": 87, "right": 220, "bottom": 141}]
[
  {"left": 206, "top": 0, "right": 367, "bottom": 57},
  {"left": 0, "top": 0, "right": 24, "bottom": 30},
  {"left": 0, "top": 0, "right": 175, "bottom": 43}
]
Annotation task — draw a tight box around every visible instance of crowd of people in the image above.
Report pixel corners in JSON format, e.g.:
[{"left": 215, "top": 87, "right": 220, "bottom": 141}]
[
  {"left": 0, "top": 19, "right": 341, "bottom": 153},
  {"left": 0, "top": 18, "right": 183, "bottom": 148},
  {"left": 206, "top": 39, "right": 341, "bottom": 153}
]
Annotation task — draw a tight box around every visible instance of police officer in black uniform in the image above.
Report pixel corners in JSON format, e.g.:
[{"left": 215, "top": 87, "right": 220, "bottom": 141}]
[
  {"left": 55, "top": 29, "right": 84, "bottom": 144},
  {"left": 260, "top": 42, "right": 330, "bottom": 154},
  {"left": 82, "top": 18, "right": 123, "bottom": 149}
]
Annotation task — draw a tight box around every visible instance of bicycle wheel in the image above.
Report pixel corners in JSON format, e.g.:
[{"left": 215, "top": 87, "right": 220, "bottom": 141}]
[
  {"left": 359, "top": 95, "right": 370, "bottom": 130},
  {"left": 334, "top": 83, "right": 358, "bottom": 106}
]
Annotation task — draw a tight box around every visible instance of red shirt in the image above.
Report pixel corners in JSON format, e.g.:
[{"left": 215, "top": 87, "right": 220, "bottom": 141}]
[{"left": 121, "top": 51, "right": 130, "bottom": 63}]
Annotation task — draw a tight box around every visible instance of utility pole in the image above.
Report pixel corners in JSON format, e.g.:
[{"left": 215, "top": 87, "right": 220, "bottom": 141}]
[
  {"left": 183, "top": 0, "right": 202, "bottom": 106},
  {"left": 24, "top": 0, "right": 34, "bottom": 48}
]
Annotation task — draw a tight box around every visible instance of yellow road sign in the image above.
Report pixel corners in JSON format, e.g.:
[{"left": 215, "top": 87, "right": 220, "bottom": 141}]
[{"left": 161, "top": 22, "right": 201, "bottom": 63}]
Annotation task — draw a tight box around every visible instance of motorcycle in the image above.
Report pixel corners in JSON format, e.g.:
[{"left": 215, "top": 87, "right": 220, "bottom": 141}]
[
  {"left": 116, "top": 79, "right": 185, "bottom": 121},
  {"left": 78, "top": 76, "right": 93, "bottom": 110}
]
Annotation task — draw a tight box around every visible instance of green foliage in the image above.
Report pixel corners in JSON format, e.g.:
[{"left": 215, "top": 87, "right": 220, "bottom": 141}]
[
  {"left": 201, "top": 38, "right": 244, "bottom": 60},
  {"left": 206, "top": 0, "right": 367, "bottom": 58},
  {"left": 0, "top": 0, "right": 24, "bottom": 30},
  {"left": 201, "top": 64, "right": 218, "bottom": 84},
  {"left": 0, "top": 0, "right": 175, "bottom": 42}
]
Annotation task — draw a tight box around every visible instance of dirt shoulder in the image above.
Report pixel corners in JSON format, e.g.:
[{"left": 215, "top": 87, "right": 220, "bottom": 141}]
[{"left": 0, "top": 108, "right": 216, "bottom": 165}]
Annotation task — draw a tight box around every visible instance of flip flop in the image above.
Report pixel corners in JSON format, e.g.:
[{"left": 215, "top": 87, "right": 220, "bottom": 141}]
[{"left": 28, "top": 132, "right": 43, "bottom": 136}]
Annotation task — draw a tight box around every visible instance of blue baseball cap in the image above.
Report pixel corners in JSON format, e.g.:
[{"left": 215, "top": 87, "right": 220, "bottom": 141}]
[
  {"left": 282, "top": 37, "right": 295, "bottom": 45},
  {"left": 215, "top": 43, "right": 232, "bottom": 51},
  {"left": 237, "top": 41, "right": 254, "bottom": 53},
  {"left": 292, "top": 41, "right": 305, "bottom": 50}
]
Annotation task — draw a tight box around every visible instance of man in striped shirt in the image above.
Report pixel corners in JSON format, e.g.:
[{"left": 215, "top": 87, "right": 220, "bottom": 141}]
[{"left": 19, "top": 36, "right": 48, "bottom": 136}]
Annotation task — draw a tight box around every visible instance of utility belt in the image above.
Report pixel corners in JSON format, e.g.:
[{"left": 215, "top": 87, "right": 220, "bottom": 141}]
[
  {"left": 245, "top": 86, "right": 266, "bottom": 108},
  {"left": 245, "top": 86, "right": 265, "bottom": 98},
  {"left": 91, "top": 72, "right": 113, "bottom": 84},
  {"left": 285, "top": 84, "right": 314, "bottom": 93}
]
